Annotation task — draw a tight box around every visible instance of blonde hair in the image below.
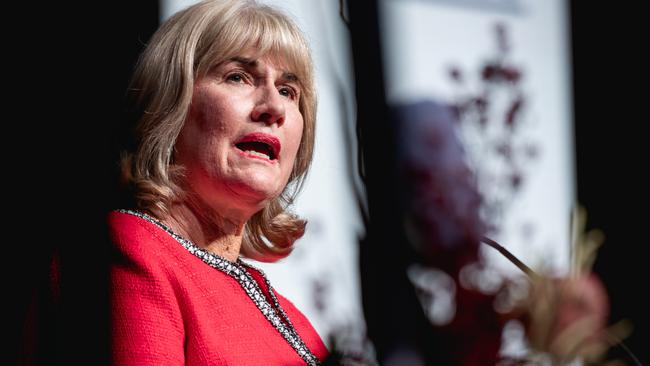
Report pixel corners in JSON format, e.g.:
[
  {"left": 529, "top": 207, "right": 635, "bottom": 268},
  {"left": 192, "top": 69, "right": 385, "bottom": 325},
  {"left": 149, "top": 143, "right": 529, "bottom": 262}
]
[{"left": 121, "top": 0, "right": 316, "bottom": 262}]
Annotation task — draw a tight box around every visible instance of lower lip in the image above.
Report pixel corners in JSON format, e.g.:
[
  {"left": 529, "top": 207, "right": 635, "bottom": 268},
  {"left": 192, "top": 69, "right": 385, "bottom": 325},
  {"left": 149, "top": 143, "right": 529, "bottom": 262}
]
[{"left": 235, "top": 148, "right": 278, "bottom": 164}]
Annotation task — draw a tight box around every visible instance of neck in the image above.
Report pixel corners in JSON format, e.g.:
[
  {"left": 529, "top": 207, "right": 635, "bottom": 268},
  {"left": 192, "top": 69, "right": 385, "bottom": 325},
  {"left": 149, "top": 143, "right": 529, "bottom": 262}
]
[{"left": 160, "top": 197, "right": 252, "bottom": 262}]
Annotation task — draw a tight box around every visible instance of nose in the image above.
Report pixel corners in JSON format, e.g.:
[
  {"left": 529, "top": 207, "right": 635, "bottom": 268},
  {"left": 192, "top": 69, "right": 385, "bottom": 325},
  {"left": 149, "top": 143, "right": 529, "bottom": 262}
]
[{"left": 251, "top": 83, "right": 286, "bottom": 126}]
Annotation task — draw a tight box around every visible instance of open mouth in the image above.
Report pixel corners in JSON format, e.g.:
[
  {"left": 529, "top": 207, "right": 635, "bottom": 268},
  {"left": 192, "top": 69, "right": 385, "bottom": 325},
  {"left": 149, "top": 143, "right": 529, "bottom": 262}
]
[{"left": 234, "top": 133, "right": 281, "bottom": 161}]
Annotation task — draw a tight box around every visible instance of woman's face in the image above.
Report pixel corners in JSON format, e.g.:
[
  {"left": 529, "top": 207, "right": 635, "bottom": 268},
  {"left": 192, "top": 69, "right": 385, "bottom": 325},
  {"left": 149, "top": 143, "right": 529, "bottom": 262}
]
[{"left": 174, "top": 53, "right": 304, "bottom": 213}]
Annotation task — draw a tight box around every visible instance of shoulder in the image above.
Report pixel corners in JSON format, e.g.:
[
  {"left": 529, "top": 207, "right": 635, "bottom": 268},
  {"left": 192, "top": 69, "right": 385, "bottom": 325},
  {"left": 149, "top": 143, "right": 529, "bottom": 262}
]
[
  {"left": 108, "top": 210, "right": 167, "bottom": 247},
  {"left": 107, "top": 210, "right": 180, "bottom": 262},
  {"left": 106, "top": 210, "right": 227, "bottom": 290},
  {"left": 106, "top": 210, "right": 194, "bottom": 288},
  {"left": 107, "top": 211, "right": 187, "bottom": 364}
]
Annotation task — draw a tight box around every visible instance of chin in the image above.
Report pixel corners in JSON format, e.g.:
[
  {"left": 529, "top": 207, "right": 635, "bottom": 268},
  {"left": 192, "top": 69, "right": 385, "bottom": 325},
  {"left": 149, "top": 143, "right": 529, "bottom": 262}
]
[{"left": 229, "top": 177, "right": 284, "bottom": 206}]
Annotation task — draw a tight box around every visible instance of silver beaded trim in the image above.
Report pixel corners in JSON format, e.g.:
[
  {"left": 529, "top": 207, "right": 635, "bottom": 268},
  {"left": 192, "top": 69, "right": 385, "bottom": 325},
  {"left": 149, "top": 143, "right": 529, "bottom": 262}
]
[{"left": 116, "top": 209, "right": 321, "bottom": 366}]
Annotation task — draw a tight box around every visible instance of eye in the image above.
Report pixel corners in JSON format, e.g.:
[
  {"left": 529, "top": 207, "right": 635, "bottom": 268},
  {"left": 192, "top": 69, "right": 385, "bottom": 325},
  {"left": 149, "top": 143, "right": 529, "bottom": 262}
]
[
  {"left": 278, "top": 86, "right": 298, "bottom": 100},
  {"left": 226, "top": 72, "right": 248, "bottom": 84}
]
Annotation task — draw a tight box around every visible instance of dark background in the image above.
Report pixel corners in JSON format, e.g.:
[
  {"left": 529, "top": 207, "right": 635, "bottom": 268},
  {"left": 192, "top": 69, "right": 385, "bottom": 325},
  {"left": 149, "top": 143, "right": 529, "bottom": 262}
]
[
  {"left": 9, "top": 1, "right": 648, "bottom": 364},
  {"left": 571, "top": 1, "right": 649, "bottom": 364},
  {"left": 8, "top": 2, "right": 160, "bottom": 364}
]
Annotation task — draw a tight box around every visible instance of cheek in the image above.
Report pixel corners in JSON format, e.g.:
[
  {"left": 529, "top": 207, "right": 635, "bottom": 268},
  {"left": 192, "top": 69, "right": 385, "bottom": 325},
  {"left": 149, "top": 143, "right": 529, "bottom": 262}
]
[
  {"left": 278, "top": 115, "right": 304, "bottom": 186},
  {"left": 285, "top": 113, "right": 305, "bottom": 157},
  {"left": 191, "top": 88, "right": 229, "bottom": 133},
  {"left": 176, "top": 104, "right": 232, "bottom": 172},
  {"left": 181, "top": 88, "right": 245, "bottom": 159}
]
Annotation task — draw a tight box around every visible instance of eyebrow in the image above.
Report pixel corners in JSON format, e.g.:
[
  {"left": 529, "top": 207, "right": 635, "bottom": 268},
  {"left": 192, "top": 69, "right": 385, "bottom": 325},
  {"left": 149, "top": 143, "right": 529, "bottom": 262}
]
[
  {"left": 229, "top": 56, "right": 300, "bottom": 84},
  {"left": 231, "top": 56, "right": 257, "bottom": 67}
]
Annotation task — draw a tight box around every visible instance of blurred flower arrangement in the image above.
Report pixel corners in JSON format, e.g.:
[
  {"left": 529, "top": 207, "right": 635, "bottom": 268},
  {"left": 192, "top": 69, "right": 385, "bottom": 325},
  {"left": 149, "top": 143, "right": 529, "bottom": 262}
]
[
  {"left": 394, "top": 99, "right": 634, "bottom": 365},
  {"left": 395, "top": 23, "right": 637, "bottom": 366}
]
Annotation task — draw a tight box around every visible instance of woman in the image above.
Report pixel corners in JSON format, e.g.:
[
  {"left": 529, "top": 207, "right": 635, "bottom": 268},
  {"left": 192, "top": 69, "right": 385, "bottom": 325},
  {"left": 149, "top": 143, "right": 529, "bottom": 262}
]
[{"left": 109, "top": 0, "right": 327, "bottom": 364}]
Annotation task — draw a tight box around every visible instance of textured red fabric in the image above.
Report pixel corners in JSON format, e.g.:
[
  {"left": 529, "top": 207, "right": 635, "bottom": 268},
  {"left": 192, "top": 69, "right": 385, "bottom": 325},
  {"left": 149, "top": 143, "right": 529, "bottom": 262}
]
[{"left": 108, "top": 211, "right": 328, "bottom": 365}]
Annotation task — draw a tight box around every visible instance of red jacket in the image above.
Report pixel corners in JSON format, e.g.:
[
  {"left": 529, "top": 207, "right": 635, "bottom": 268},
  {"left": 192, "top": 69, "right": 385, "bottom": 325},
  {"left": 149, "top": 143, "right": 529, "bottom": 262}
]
[{"left": 108, "top": 211, "right": 328, "bottom": 365}]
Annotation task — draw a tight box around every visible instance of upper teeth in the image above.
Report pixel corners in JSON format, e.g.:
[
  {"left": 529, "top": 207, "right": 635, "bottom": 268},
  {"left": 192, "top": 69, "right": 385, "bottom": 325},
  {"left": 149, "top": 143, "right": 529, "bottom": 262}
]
[{"left": 246, "top": 150, "right": 270, "bottom": 159}]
